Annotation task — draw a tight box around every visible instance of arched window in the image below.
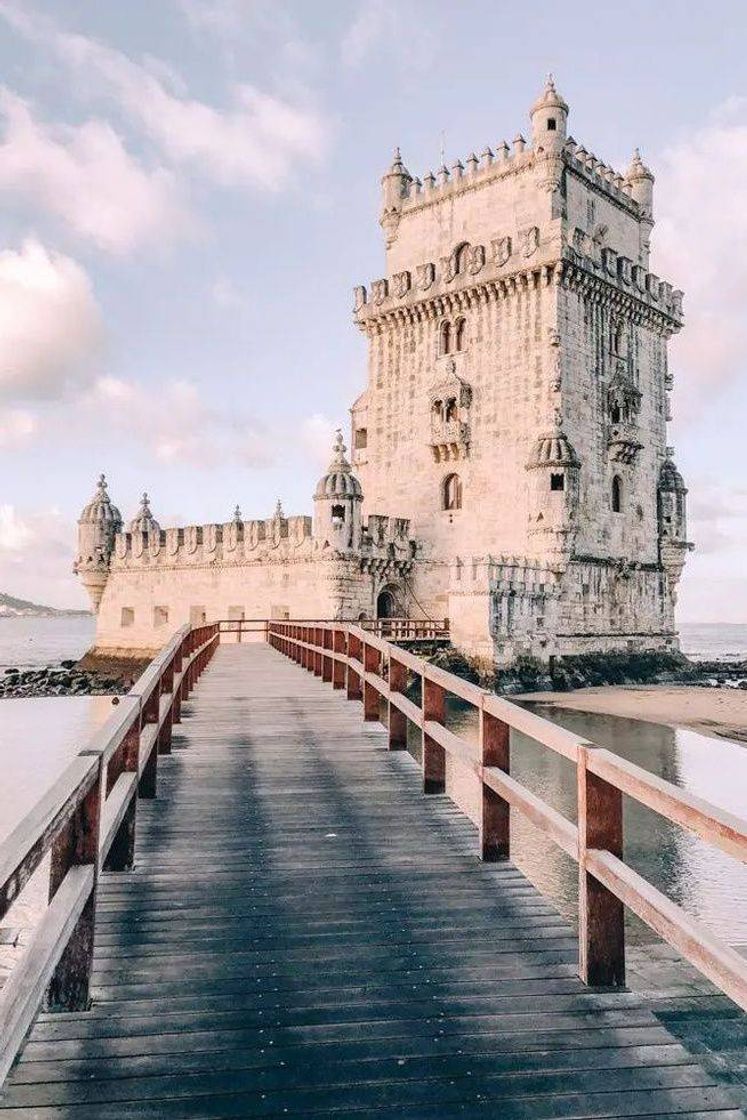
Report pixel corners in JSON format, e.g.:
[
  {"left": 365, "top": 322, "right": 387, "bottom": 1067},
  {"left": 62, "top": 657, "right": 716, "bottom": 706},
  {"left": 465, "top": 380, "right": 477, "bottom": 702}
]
[
  {"left": 432, "top": 398, "right": 443, "bottom": 420},
  {"left": 454, "top": 317, "right": 466, "bottom": 352},
  {"left": 439, "top": 320, "right": 451, "bottom": 355},
  {"left": 455, "top": 243, "right": 470, "bottom": 275},
  {"left": 611, "top": 475, "right": 623, "bottom": 513},
  {"left": 331, "top": 504, "right": 345, "bottom": 524},
  {"left": 443, "top": 473, "right": 462, "bottom": 511},
  {"left": 445, "top": 397, "right": 458, "bottom": 422}
]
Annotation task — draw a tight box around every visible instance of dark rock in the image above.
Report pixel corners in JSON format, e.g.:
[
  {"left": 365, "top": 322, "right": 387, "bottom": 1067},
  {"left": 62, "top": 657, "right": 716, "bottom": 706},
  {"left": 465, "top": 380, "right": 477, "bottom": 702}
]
[{"left": 60, "top": 659, "right": 77, "bottom": 670}]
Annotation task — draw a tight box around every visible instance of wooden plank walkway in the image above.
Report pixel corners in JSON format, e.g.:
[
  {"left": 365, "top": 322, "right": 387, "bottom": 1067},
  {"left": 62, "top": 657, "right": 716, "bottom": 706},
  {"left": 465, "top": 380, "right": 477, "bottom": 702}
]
[{"left": 0, "top": 644, "right": 743, "bottom": 1119}]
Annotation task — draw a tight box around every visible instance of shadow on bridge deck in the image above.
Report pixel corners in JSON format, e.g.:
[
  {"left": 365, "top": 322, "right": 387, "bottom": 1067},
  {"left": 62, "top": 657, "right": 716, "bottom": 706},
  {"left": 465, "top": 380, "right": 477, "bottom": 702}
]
[{"left": 0, "top": 644, "right": 743, "bottom": 1118}]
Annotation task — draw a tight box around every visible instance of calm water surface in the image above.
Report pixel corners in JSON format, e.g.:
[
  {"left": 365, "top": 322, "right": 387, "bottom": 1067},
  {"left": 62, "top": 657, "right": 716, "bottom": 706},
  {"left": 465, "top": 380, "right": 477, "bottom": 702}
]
[
  {"left": 0, "top": 615, "right": 94, "bottom": 670},
  {"left": 441, "top": 703, "right": 747, "bottom": 946}
]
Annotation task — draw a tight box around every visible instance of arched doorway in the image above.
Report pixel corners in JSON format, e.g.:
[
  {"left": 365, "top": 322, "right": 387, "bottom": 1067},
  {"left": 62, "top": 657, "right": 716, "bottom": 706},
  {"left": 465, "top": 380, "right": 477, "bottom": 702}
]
[{"left": 376, "top": 587, "right": 398, "bottom": 619}]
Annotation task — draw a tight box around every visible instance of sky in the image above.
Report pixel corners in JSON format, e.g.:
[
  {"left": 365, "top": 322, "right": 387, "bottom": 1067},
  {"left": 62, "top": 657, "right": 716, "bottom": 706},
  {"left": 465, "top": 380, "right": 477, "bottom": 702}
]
[{"left": 0, "top": 0, "right": 745, "bottom": 621}]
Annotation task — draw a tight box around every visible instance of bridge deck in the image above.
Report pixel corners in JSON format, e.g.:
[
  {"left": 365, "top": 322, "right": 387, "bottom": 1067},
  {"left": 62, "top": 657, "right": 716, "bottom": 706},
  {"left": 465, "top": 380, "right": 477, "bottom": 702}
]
[{"left": 0, "top": 644, "right": 743, "bottom": 1118}]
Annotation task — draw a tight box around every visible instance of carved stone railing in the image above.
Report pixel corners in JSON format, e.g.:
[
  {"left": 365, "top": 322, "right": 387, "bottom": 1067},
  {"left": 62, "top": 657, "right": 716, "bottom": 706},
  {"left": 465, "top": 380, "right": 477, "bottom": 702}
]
[
  {"left": 0, "top": 623, "right": 219, "bottom": 1083},
  {"left": 268, "top": 621, "right": 747, "bottom": 1010}
]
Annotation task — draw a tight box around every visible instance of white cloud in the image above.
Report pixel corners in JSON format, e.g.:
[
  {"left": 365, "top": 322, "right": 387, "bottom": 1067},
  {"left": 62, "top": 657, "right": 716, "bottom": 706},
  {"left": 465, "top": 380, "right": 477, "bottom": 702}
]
[
  {"left": 0, "top": 239, "right": 103, "bottom": 401},
  {"left": 0, "top": 90, "right": 188, "bottom": 253},
  {"left": 341, "top": 0, "right": 435, "bottom": 71},
  {"left": 653, "top": 100, "right": 747, "bottom": 418},
  {"left": 87, "top": 376, "right": 274, "bottom": 468},
  {"left": 0, "top": 1, "right": 330, "bottom": 192},
  {"left": 0, "top": 407, "right": 36, "bottom": 448},
  {"left": 301, "top": 413, "right": 337, "bottom": 468},
  {"left": 0, "top": 504, "right": 83, "bottom": 609}
]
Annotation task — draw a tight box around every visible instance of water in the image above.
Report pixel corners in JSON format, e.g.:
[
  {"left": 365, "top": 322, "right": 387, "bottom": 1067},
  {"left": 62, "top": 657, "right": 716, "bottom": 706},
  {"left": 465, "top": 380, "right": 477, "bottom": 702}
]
[
  {"left": 440, "top": 703, "right": 747, "bottom": 947},
  {"left": 680, "top": 622, "right": 747, "bottom": 662},
  {"left": 0, "top": 615, "right": 94, "bottom": 671}
]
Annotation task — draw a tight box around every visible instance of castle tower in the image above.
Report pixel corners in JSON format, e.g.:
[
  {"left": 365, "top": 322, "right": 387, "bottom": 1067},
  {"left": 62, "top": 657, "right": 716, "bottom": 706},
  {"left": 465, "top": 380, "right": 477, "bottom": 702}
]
[
  {"left": 313, "top": 431, "right": 363, "bottom": 552},
  {"left": 74, "top": 474, "right": 122, "bottom": 612},
  {"left": 353, "top": 77, "right": 688, "bottom": 662}
]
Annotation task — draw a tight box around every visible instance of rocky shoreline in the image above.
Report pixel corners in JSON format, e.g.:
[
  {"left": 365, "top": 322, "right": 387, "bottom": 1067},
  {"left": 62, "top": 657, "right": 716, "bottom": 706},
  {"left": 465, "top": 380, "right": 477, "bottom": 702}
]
[{"left": 0, "top": 653, "right": 152, "bottom": 699}]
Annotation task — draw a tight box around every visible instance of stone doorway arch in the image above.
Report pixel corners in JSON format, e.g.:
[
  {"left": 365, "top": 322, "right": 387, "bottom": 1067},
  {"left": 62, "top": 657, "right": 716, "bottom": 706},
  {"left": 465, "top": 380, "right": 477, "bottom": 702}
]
[{"left": 376, "top": 585, "right": 401, "bottom": 619}]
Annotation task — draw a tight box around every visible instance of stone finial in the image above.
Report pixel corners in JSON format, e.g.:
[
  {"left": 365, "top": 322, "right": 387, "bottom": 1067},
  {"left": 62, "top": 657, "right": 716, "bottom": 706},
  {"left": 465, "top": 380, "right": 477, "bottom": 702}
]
[
  {"left": 496, "top": 140, "right": 509, "bottom": 161},
  {"left": 466, "top": 152, "right": 479, "bottom": 174},
  {"left": 233, "top": 504, "right": 242, "bottom": 523},
  {"left": 626, "top": 147, "right": 654, "bottom": 182},
  {"left": 437, "top": 163, "right": 450, "bottom": 186},
  {"left": 274, "top": 499, "right": 285, "bottom": 519},
  {"left": 129, "top": 492, "right": 160, "bottom": 535},
  {"left": 513, "top": 133, "right": 526, "bottom": 154},
  {"left": 331, "top": 429, "right": 349, "bottom": 467},
  {"left": 531, "top": 74, "right": 569, "bottom": 115}
]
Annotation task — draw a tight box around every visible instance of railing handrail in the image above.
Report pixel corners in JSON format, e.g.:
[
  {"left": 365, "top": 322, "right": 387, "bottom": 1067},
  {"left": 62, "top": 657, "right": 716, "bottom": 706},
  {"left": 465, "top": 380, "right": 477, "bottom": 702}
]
[
  {"left": 0, "top": 620, "right": 221, "bottom": 1085},
  {"left": 267, "top": 619, "right": 747, "bottom": 1012}
]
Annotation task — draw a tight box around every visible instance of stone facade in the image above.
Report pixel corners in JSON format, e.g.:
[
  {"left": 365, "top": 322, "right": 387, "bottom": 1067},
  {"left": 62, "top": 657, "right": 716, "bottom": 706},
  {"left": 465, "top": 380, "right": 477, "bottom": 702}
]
[{"left": 76, "top": 79, "right": 692, "bottom": 663}]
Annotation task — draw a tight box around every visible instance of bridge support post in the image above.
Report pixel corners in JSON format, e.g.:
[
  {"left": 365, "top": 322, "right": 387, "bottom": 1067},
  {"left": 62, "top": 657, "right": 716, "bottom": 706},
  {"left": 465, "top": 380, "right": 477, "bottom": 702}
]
[
  {"left": 363, "top": 643, "right": 380, "bottom": 722},
  {"left": 421, "top": 679, "right": 446, "bottom": 794},
  {"left": 172, "top": 639, "right": 184, "bottom": 725},
  {"left": 347, "top": 632, "right": 363, "bottom": 701},
  {"left": 314, "top": 628, "right": 323, "bottom": 677},
  {"left": 479, "top": 708, "right": 510, "bottom": 861},
  {"left": 138, "top": 689, "right": 159, "bottom": 799},
  {"left": 322, "top": 628, "right": 333, "bottom": 683},
  {"left": 388, "top": 656, "right": 407, "bottom": 750},
  {"left": 333, "top": 629, "right": 346, "bottom": 689},
  {"left": 46, "top": 756, "right": 103, "bottom": 1012},
  {"left": 578, "top": 745, "right": 626, "bottom": 988},
  {"left": 104, "top": 721, "right": 140, "bottom": 872}
]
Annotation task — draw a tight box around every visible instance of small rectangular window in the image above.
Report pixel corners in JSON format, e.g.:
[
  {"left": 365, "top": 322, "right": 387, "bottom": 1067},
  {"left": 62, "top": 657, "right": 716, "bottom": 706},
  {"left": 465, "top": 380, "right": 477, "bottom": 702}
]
[
  {"left": 354, "top": 427, "right": 368, "bottom": 450},
  {"left": 153, "top": 605, "right": 169, "bottom": 628},
  {"left": 189, "top": 605, "right": 206, "bottom": 626},
  {"left": 547, "top": 118, "right": 557, "bottom": 131},
  {"left": 121, "top": 607, "right": 134, "bottom": 628},
  {"left": 550, "top": 473, "right": 565, "bottom": 491}
]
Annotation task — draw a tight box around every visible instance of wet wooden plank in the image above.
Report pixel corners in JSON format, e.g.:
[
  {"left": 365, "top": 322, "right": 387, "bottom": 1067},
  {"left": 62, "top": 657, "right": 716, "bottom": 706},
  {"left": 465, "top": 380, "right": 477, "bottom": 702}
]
[{"left": 0, "top": 644, "right": 742, "bottom": 1118}]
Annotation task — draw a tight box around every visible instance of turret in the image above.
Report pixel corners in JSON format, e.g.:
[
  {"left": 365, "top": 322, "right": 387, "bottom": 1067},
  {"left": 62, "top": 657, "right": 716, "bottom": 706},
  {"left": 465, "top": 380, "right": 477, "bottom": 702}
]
[
  {"left": 526, "top": 421, "right": 581, "bottom": 556},
  {"left": 380, "top": 147, "right": 411, "bottom": 248},
  {"left": 530, "top": 75, "right": 568, "bottom": 193},
  {"left": 74, "top": 474, "right": 122, "bottom": 612},
  {"left": 658, "top": 449, "right": 692, "bottom": 590},
  {"left": 129, "top": 492, "right": 160, "bottom": 535},
  {"left": 625, "top": 148, "right": 655, "bottom": 264},
  {"left": 530, "top": 75, "right": 568, "bottom": 150},
  {"left": 313, "top": 430, "right": 363, "bottom": 552}
]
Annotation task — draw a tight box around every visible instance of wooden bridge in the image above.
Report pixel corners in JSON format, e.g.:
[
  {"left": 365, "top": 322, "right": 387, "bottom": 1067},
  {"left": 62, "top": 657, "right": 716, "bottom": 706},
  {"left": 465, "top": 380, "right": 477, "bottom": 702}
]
[{"left": 1, "top": 621, "right": 746, "bottom": 1117}]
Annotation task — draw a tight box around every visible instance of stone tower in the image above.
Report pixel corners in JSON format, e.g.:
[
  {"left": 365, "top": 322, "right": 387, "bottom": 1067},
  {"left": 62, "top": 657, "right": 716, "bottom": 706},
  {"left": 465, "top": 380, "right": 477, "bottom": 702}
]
[
  {"left": 352, "top": 77, "right": 692, "bottom": 662},
  {"left": 74, "top": 474, "right": 122, "bottom": 612}
]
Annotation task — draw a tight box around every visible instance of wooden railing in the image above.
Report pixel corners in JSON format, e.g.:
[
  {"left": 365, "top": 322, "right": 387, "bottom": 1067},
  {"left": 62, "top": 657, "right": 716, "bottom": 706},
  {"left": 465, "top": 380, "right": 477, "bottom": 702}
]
[
  {"left": 0, "top": 622, "right": 219, "bottom": 1083},
  {"left": 214, "top": 617, "right": 449, "bottom": 642},
  {"left": 268, "top": 620, "right": 747, "bottom": 1010}
]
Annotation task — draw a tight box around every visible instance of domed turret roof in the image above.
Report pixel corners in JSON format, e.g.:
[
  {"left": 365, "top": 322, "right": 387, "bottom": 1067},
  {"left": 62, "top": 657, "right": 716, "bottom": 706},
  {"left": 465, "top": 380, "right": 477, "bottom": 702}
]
[
  {"left": 79, "top": 474, "right": 122, "bottom": 529},
  {"left": 625, "top": 147, "right": 654, "bottom": 182},
  {"left": 531, "top": 75, "right": 568, "bottom": 116},
  {"left": 659, "top": 452, "right": 686, "bottom": 492},
  {"left": 314, "top": 431, "right": 363, "bottom": 501},
  {"left": 129, "top": 492, "right": 161, "bottom": 534},
  {"left": 526, "top": 423, "right": 580, "bottom": 470}
]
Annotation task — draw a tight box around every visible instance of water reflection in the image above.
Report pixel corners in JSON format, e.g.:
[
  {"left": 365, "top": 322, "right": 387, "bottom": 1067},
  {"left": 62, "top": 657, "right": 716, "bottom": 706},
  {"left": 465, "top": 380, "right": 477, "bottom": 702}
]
[{"left": 415, "top": 702, "right": 747, "bottom": 946}]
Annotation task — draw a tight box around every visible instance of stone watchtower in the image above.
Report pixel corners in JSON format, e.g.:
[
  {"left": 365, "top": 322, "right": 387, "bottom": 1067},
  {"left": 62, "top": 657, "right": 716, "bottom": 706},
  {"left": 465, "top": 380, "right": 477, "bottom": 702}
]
[
  {"left": 352, "top": 78, "right": 692, "bottom": 663},
  {"left": 74, "top": 474, "right": 122, "bottom": 612}
]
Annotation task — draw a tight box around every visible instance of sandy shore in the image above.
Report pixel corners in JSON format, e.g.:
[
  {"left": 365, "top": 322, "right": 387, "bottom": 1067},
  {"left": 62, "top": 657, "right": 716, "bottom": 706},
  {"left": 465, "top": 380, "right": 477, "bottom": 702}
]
[{"left": 521, "top": 684, "right": 747, "bottom": 743}]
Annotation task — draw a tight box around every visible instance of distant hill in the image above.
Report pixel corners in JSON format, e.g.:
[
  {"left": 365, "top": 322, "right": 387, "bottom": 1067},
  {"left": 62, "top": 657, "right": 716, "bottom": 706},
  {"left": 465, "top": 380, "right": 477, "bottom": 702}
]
[{"left": 0, "top": 592, "right": 91, "bottom": 619}]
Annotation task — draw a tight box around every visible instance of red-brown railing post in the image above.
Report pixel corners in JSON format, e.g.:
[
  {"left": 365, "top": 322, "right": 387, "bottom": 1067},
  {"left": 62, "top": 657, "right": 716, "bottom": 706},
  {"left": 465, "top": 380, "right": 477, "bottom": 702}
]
[
  {"left": 363, "top": 643, "right": 380, "bottom": 722},
  {"left": 333, "top": 629, "right": 346, "bottom": 690},
  {"left": 314, "top": 628, "right": 323, "bottom": 677},
  {"left": 158, "top": 662, "right": 174, "bottom": 755},
  {"left": 322, "top": 628, "right": 333, "bottom": 683},
  {"left": 138, "top": 688, "right": 159, "bottom": 799},
  {"left": 421, "top": 676, "right": 446, "bottom": 794},
  {"left": 103, "top": 718, "right": 140, "bottom": 872},
  {"left": 172, "top": 637, "right": 184, "bottom": 725},
  {"left": 578, "top": 745, "right": 625, "bottom": 988},
  {"left": 388, "top": 655, "right": 407, "bottom": 750},
  {"left": 479, "top": 707, "right": 510, "bottom": 861},
  {"left": 347, "top": 632, "right": 362, "bottom": 701},
  {"left": 45, "top": 757, "right": 102, "bottom": 1011}
]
